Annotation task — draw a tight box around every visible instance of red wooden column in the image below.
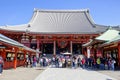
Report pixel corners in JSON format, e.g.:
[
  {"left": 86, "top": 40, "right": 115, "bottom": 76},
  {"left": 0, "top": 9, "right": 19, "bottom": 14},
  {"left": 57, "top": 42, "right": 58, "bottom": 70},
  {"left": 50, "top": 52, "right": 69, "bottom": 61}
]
[
  {"left": 37, "top": 36, "right": 40, "bottom": 50},
  {"left": 36, "top": 36, "right": 41, "bottom": 58},
  {"left": 14, "top": 47, "right": 18, "bottom": 69},
  {"left": 82, "top": 47, "right": 85, "bottom": 55},
  {"left": 1, "top": 48, "right": 6, "bottom": 69},
  {"left": 53, "top": 41, "right": 56, "bottom": 56},
  {"left": 41, "top": 41, "right": 43, "bottom": 54},
  {"left": 70, "top": 35, "right": 73, "bottom": 54},
  {"left": 70, "top": 41, "right": 73, "bottom": 54},
  {"left": 118, "top": 44, "right": 120, "bottom": 67},
  {"left": 23, "top": 50, "right": 27, "bottom": 66}
]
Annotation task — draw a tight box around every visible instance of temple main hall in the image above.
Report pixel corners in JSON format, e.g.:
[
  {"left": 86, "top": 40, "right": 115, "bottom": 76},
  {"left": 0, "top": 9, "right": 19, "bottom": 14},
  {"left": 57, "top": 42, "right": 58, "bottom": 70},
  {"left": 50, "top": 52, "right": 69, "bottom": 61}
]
[{"left": 0, "top": 9, "right": 119, "bottom": 56}]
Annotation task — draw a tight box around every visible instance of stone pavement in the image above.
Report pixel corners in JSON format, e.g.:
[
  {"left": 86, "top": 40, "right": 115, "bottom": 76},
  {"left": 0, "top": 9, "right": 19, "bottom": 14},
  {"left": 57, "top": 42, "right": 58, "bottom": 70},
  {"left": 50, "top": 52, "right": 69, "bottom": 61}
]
[
  {"left": 0, "top": 66, "right": 120, "bottom": 80},
  {"left": 35, "top": 67, "right": 117, "bottom": 80},
  {"left": 0, "top": 67, "right": 45, "bottom": 80},
  {"left": 97, "top": 70, "right": 120, "bottom": 80}
]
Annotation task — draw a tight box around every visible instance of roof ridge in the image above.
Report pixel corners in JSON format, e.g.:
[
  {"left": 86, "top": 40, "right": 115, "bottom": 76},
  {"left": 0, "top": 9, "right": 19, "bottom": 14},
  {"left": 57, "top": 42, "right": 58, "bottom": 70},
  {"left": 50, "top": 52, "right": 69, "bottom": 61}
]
[{"left": 34, "top": 8, "right": 89, "bottom": 13}]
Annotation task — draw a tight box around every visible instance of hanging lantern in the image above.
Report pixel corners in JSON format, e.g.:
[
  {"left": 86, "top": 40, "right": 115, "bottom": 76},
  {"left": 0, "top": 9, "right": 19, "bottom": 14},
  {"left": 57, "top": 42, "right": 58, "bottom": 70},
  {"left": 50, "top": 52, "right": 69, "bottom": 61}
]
[
  {"left": 31, "top": 36, "right": 37, "bottom": 43},
  {"left": 21, "top": 33, "right": 25, "bottom": 41},
  {"left": 21, "top": 33, "right": 30, "bottom": 43},
  {"left": 58, "top": 41, "right": 68, "bottom": 48},
  {"left": 25, "top": 35, "right": 29, "bottom": 41}
]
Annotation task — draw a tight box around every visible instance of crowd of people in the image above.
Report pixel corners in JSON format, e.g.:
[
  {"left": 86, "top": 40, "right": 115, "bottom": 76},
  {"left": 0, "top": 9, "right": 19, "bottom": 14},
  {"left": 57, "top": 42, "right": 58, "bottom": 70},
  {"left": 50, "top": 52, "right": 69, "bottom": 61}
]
[
  {"left": 48, "top": 55, "right": 86, "bottom": 69},
  {"left": 93, "top": 57, "right": 116, "bottom": 70},
  {"left": 25, "top": 55, "right": 38, "bottom": 68},
  {"left": 38, "top": 54, "right": 86, "bottom": 69},
  {"left": 0, "top": 53, "right": 117, "bottom": 76},
  {"left": 39, "top": 55, "right": 117, "bottom": 71},
  {"left": 25, "top": 54, "right": 117, "bottom": 71}
]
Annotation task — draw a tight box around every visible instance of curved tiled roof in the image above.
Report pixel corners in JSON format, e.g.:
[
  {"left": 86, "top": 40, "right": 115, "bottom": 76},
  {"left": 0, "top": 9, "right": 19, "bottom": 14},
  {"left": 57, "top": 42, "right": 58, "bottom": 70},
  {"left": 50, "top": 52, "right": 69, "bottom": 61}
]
[
  {"left": 95, "top": 28, "right": 119, "bottom": 41},
  {"left": 0, "top": 9, "right": 110, "bottom": 34},
  {"left": 0, "top": 34, "right": 24, "bottom": 47}
]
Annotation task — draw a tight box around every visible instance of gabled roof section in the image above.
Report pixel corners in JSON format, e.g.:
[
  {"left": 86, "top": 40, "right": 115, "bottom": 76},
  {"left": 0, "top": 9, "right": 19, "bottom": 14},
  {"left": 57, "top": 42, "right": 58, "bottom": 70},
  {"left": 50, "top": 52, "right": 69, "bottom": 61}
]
[
  {"left": 0, "top": 9, "right": 109, "bottom": 34},
  {"left": 0, "top": 34, "right": 39, "bottom": 53},
  {"left": 0, "top": 34, "right": 24, "bottom": 47},
  {"left": 104, "top": 32, "right": 120, "bottom": 44},
  {"left": 0, "top": 24, "right": 28, "bottom": 32},
  {"left": 95, "top": 27, "right": 119, "bottom": 41}
]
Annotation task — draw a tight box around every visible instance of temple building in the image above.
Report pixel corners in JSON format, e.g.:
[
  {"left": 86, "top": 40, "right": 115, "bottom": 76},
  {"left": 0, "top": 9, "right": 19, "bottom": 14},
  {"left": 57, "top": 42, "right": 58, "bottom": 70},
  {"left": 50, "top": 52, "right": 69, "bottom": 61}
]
[
  {"left": 82, "top": 28, "right": 120, "bottom": 68},
  {"left": 0, "top": 9, "right": 119, "bottom": 56}
]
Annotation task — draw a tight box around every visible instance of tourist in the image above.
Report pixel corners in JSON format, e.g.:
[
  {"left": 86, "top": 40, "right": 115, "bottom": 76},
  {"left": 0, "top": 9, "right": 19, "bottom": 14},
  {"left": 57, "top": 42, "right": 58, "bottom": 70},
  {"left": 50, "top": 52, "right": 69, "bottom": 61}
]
[
  {"left": 72, "top": 56, "right": 76, "bottom": 68},
  {"left": 55, "top": 56, "right": 59, "bottom": 68},
  {"left": 67, "top": 57, "right": 71, "bottom": 68},
  {"left": 96, "top": 57, "right": 101, "bottom": 69},
  {"left": 77, "top": 57, "right": 81, "bottom": 68},
  {"left": 51, "top": 56, "right": 55, "bottom": 67},
  {"left": 74, "top": 57, "right": 77, "bottom": 69},
  {"left": 81, "top": 57, "right": 86, "bottom": 69},
  {"left": 0, "top": 56, "right": 4, "bottom": 75},
  {"left": 25, "top": 55, "right": 29, "bottom": 67},
  {"left": 39, "top": 58, "right": 43, "bottom": 67},
  {"left": 108, "top": 58, "right": 112, "bottom": 70},
  {"left": 99, "top": 57, "right": 105, "bottom": 70},
  {"left": 111, "top": 58, "right": 116, "bottom": 71},
  {"left": 33, "top": 56, "right": 37, "bottom": 67},
  {"left": 58, "top": 58, "right": 62, "bottom": 68},
  {"left": 62, "top": 57, "right": 65, "bottom": 68}
]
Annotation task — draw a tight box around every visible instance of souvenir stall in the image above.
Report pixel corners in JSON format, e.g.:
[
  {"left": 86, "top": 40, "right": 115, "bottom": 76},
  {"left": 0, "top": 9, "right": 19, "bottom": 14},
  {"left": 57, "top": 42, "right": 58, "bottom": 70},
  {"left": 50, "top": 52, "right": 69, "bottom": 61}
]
[
  {"left": 101, "top": 33, "right": 120, "bottom": 68},
  {"left": 0, "top": 34, "right": 37, "bottom": 69}
]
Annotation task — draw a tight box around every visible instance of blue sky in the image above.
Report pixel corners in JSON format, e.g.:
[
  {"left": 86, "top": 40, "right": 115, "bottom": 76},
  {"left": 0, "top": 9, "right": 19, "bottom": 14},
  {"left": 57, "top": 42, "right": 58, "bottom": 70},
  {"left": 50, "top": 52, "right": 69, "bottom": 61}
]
[{"left": 0, "top": 0, "right": 120, "bottom": 26}]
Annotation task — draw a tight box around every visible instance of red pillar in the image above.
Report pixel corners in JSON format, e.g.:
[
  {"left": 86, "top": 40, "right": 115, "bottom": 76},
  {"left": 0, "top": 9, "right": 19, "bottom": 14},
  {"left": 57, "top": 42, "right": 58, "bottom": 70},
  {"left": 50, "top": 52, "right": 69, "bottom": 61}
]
[
  {"left": 14, "top": 47, "right": 18, "bottom": 69},
  {"left": 70, "top": 41, "right": 73, "bottom": 54},
  {"left": 82, "top": 47, "right": 84, "bottom": 55},
  {"left": 53, "top": 41, "right": 56, "bottom": 56},
  {"left": 23, "top": 50, "right": 27, "bottom": 66},
  {"left": 37, "top": 36, "right": 40, "bottom": 50}
]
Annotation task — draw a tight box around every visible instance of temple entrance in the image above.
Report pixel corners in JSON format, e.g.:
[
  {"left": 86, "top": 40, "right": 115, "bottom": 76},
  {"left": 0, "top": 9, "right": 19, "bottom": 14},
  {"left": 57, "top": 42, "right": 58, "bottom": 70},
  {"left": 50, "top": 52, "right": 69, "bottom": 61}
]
[
  {"left": 73, "top": 43, "right": 82, "bottom": 54},
  {"left": 56, "top": 47, "right": 69, "bottom": 54},
  {"left": 40, "top": 42, "right": 83, "bottom": 55},
  {"left": 42, "top": 43, "right": 53, "bottom": 54},
  {"left": 56, "top": 41, "right": 70, "bottom": 54}
]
